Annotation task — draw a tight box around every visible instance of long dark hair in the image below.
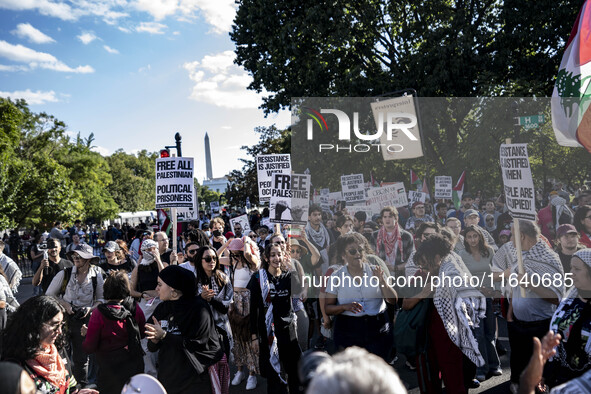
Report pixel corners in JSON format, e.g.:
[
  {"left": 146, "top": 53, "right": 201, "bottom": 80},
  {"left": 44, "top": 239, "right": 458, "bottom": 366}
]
[
  {"left": 193, "top": 246, "right": 227, "bottom": 288},
  {"left": 263, "top": 243, "right": 284, "bottom": 270},
  {"left": 414, "top": 234, "right": 452, "bottom": 272},
  {"left": 463, "top": 225, "right": 490, "bottom": 257},
  {"left": 1, "top": 296, "right": 66, "bottom": 362},
  {"left": 574, "top": 205, "right": 591, "bottom": 234}
]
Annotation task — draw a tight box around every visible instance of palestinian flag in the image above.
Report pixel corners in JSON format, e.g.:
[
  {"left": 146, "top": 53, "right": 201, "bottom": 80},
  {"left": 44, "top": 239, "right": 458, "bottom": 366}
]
[
  {"left": 158, "top": 209, "right": 172, "bottom": 234},
  {"left": 422, "top": 178, "right": 430, "bottom": 196},
  {"left": 552, "top": 0, "right": 591, "bottom": 152},
  {"left": 452, "top": 171, "right": 466, "bottom": 210},
  {"left": 410, "top": 170, "right": 422, "bottom": 190},
  {"left": 370, "top": 172, "right": 379, "bottom": 187}
]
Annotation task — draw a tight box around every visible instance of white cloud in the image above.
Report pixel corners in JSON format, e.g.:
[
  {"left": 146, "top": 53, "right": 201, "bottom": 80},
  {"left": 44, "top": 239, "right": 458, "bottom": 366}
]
[
  {"left": 173, "top": 31, "right": 180, "bottom": 36},
  {"left": 138, "top": 64, "right": 151, "bottom": 73},
  {"left": 0, "top": 64, "right": 29, "bottom": 71},
  {"left": 77, "top": 32, "right": 97, "bottom": 45},
  {"left": 220, "top": 126, "right": 232, "bottom": 130},
  {"left": 118, "top": 26, "right": 131, "bottom": 33},
  {"left": 0, "top": 89, "right": 59, "bottom": 105},
  {"left": 0, "top": 40, "right": 94, "bottom": 73},
  {"left": 91, "top": 145, "right": 110, "bottom": 156},
  {"left": 135, "top": 22, "right": 167, "bottom": 34},
  {"left": 190, "top": 0, "right": 236, "bottom": 34},
  {"left": 11, "top": 23, "right": 55, "bottom": 44},
  {"left": 0, "top": 0, "right": 77, "bottom": 21},
  {"left": 183, "top": 50, "right": 264, "bottom": 109},
  {"left": 103, "top": 45, "right": 119, "bottom": 54}
]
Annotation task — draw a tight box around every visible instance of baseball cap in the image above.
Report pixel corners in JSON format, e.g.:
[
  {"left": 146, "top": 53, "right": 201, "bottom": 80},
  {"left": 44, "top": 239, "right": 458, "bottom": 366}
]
[
  {"left": 464, "top": 209, "right": 479, "bottom": 218},
  {"left": 556, "top": 224, "right": 578, "bottom": 238}
]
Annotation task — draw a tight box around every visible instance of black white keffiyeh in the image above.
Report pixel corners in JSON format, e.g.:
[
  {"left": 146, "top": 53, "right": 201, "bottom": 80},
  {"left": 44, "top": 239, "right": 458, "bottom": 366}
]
[
  {"left": 0, "top": 254, "right": 22, "bottom": 293},
  {"left": 258, "top": 269, "right": 286, "bottom": 384},
  {"left": 516, "top": 241, "right": 565, "bottom": 300},
  {"left": 433, "top": 253, "right": 486, "bottom": 367}
]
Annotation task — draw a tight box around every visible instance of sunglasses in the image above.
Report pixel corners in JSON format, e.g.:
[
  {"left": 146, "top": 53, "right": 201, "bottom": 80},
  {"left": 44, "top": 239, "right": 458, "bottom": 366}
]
[
  {"left": 186, "top": 249, "right": 199, "bottom": 255},
  {"left": 202, "top": 256, "right": 216, "bottom": 263},
  {"left": 346, "top": 248, "right": 363, "bottom": 256}
]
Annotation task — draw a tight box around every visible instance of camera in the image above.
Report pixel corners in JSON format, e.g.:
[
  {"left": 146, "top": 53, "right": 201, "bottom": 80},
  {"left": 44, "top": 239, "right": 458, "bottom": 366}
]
[
  {"left": 71, "top": 306, "right": 87, "bottom": 320},
  {"left": 38, "top": 242, "right": 49, "bottom": 261}
]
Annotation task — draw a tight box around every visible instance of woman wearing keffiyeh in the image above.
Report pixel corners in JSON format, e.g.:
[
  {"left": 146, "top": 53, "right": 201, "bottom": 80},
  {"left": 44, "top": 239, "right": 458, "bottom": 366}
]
[{"left": 402, "top": 234, "right": 485, "bottom": 394}]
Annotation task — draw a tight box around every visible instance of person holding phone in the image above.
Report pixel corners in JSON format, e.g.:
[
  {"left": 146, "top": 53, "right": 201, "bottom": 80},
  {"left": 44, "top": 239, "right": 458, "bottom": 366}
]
[{"left": 324, "top": 233, "right": 397, "bottom": 360}]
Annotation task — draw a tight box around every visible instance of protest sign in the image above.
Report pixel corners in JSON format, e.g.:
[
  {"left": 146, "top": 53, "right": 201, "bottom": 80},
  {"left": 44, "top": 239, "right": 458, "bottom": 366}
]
[
  {"left": 230, "top": 214, "right": 251, "bottom": 235},
  {"left": 341, "top": 174, "right": 365, "bottom": 204},
  {"left": 210, "top": 201, "right": 220, "bottom": 213},
  {"left": 155, "top": 157, "right": 195, "bottom": 209},
  {"left": 370, "top": 95, "right": 424, "bottom": 160},
  {"left": 434, "top": 176, "right": 453, "bottom": 199},
  {"left": 320, "top": 188, "right": 330, "bottom": 212},
  {"left": 256, "top": 154, "right": 292, "bottom": 202},
  {"left": 499, "top": 143, "right": 536, "bottom": 220},
  {"left": 269, "top": 173, "right": 311, "bottom": 225},
  {"left": 328, "top": 192, "right": 343, "bottom": 206},
  {"left": 408, "top": 190, "right": 427, "bottom": 205},
  {"left": 366, "top": 182, "right": 408, "bottom": 210}
]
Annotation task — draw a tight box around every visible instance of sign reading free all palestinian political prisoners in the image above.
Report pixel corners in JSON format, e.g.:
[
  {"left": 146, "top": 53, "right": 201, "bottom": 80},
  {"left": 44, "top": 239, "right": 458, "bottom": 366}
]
[
  {"left": 155, "top": 157, "right": 195, "bottom": 209},
  {"left": 434, "top": 176, "right": 453, "bottom": 199},
  {"left": 341, "top": 174, "right": 365, "bottom": 203},
  {"left": 366, "top": 182, "right": 408, "bottom": 210},
  {"left": 269, "top": 173, "right": 311, "bottom": 225},
  {"left": 256, "top": 154, "right": 292, "bottom": 203},
  {"left": 499, "top": 143, "right": 536, "bottom": 220}
]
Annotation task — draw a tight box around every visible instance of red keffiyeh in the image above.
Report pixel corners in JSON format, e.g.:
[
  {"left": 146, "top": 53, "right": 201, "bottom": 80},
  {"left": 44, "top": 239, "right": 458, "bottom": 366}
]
[
  {"left": 376, "top": 225, "right": 403, "bottom": 262},
  {"left": 26, "top": 345, "right": 67, "bottom": 390}
]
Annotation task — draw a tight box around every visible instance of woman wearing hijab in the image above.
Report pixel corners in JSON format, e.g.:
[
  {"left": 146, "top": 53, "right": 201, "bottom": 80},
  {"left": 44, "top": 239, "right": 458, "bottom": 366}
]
[
  {"left": 542, "top": 249, "right": 591, "bottom": 388},
  {"left": 1, "top": 296, "right": 97, "bottom": 394},
  {"left": 82, "top": 271, "right": 145, "bottom": 394},
  {"left": 248, "top": 243, "right": 303, "bottom": 394},
  {"left": 145, "top": 265, "right": 223, "bottom": 394}
]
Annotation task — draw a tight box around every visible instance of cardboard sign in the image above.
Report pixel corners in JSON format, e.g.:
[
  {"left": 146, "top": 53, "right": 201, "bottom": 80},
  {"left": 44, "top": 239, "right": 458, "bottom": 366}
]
[
  {"left": 434, "top": 176, "right": 453, "bottom": 199},
  {"left": 230, "top": 214, "right": 251, "bottom": 235},
  {"left": 155, "top": 157, "right": 195, "bottom": 209},
  {"left": 269, "top": 173, "right": 311, "bottom": 225},
  {"left": 341, "top": 174, "right": 365, "bottom": 204},
  {"left": 408, "top": 190, "right": 427, "bottom": 205},
  {"left": 370, "top": 95, "right": 424, "bottom": 160},
  {"left": 499, "top": 143, "right": 536, "bottom": 220},
  {"left": 256, "top": 154, "right": 292, "bottom": 203},
  {"left": 320, "top": 188, "right": 330, "bottom": 212},
  {"left": 366, "top": 182, "right": 408, "bottom": 209}
]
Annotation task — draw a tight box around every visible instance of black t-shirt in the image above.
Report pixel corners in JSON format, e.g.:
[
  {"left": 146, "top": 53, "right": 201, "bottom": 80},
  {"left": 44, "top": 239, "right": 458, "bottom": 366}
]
[
  {"left": 41, "top": 258, "right": 73, "bottom": 293},
  {"left": 160, "top": 249, "right": 172, "bottom": 264},
  {"left": 268, "top": 271, "right": 295, "bottom": 330},
  {"left": 557, "top": 250, "right": 575, "bottom": 275}
]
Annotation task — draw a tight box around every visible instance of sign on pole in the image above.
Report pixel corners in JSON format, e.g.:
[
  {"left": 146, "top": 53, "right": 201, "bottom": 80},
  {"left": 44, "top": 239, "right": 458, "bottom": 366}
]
[
  {"left": 210, "top": 201, "right": 220, "bottom": 214},
  {"left": 366, "top": 182, "right": 408, "bottom": 210},
  {"left": 499, "top": 143, "right": 536, "bottom": 220},
  {"left": 155, "top": 157, "right": 195, "bottom": 209},
  {"left": 256, "top": 154, "right": 292, "bottom": 203},
  {"left": 269, "top": 173, "right": 311, "bottom": 225},
  {"left": 341, "top": 174, "right": 365, "bottom": 204},
  {"left": 434, "top": 176, "right": 453, "bottom": 199},
  {"left": 517, "top": 114, "right": 545, "bottom": 130},
  {"left": 319, "top": 188, "right": 330, "bottom": 212},
  {"left": 370, "top": 95, "right": 424, "bottom": 160}
]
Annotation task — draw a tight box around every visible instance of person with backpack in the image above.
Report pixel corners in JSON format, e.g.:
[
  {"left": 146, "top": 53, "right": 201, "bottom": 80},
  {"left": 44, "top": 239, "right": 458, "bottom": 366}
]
[
  {"left": 46, "top": 243, "right": 105, "bottom": 387},
  {"left": 82, "top": 271, "right": 145, "bottom": 394}
]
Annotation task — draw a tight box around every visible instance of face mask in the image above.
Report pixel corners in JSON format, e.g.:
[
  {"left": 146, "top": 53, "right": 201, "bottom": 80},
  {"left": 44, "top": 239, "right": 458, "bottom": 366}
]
[
  {"left": 141, "top": 251, "right": 155, "bottom": 265},
  {"left": 213, "top": 230, "right": 222, "bottom": 237}
]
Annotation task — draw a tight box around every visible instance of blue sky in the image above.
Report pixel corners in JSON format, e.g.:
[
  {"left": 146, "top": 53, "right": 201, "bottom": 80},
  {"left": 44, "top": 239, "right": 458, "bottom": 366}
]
[{"left": 0, "top": 0, "right": 289, "bottom": 181}]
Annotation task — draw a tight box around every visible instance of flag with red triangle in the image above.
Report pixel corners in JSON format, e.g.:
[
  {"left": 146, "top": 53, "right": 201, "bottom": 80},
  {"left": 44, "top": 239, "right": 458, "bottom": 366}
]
[
  {"left": 158, "top": 209, "right": 172, "bottom": 234},
  {"left": 370, "top": 172, "right": 379, "bottom": 187},
  {"left": 452, "top": 171, "right": 466, "bottom": 209},
  {"left": 422, "top": 178, "right": 430, "bottom": 197},
  {"left": 410, "top": 170, "right": 422, "bottom": 190}
]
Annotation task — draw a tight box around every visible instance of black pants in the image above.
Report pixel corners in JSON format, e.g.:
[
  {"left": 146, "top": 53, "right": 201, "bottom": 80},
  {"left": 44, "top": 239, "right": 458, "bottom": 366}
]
[
  {"left": 507, "top": 318, "right": 551, "bottom": 383},
  {"left": 333, "top": 312, "right": 392, "bottom": 361},
  {"left": 264, "top": 324, "right": 303, "bottom": 394},
  {"left": 67, "top": 315, "right": 90, "bottom": 386},
  {"left": 97, "top": 348, "right": 144, "bottom": 394}
]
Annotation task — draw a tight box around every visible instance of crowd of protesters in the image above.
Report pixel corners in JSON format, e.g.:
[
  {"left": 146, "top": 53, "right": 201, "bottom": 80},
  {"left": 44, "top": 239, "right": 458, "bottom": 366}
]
[{"left": 0, "top": 185, "right": 591, "bottom": 393}]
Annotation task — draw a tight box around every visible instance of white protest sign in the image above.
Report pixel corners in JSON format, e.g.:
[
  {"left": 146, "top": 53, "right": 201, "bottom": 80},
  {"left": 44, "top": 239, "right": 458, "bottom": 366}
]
[
  {"left": 256, "top": 154, "right": 292, "bottom": 203},
  {"left": 155, "top": 157, "right": 195, "bottom": 209},
  {"left": 269, "top": 173, "right": 311, "bottom": 225},
  {"left": 408, "top": 190, "right": 427, "bottom": 205},
  {"left": 230, "top": 214, "right": 251, "bottom": 235},
  {"left": 499, "top": 143, "right": 536, "bottom": 220},
  {"left": 366, "top": 182, "right": 408, "bottom": 210},
  {"left": 341, "top": 174, "right": 365, "bottom": 204},
  {"left": 434, "top": 176, "right": 453, "bottom": 199},
  {"left": 210, "top": 201, "right": 220, "bottom": 213},
  {"left": 328, "top": 192, "right": 343, "bottom": 206},
  {"left": 370, "top": 95, "right": 424, "bottom": 160},
  {"left": 320, "top": 188, "right": 330, "bottom": 212}
]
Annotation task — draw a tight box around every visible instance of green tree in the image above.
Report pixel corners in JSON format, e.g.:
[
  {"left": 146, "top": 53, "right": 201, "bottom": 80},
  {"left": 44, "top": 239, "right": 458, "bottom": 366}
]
[{"left": 106, "top": 149, "right": 158, "bottom": 212}]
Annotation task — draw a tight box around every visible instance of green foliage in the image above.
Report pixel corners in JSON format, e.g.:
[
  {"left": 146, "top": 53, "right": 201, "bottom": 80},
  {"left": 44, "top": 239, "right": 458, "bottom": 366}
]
[{"left": 106, "top": 149, "right": 158, "bottom": 212}]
